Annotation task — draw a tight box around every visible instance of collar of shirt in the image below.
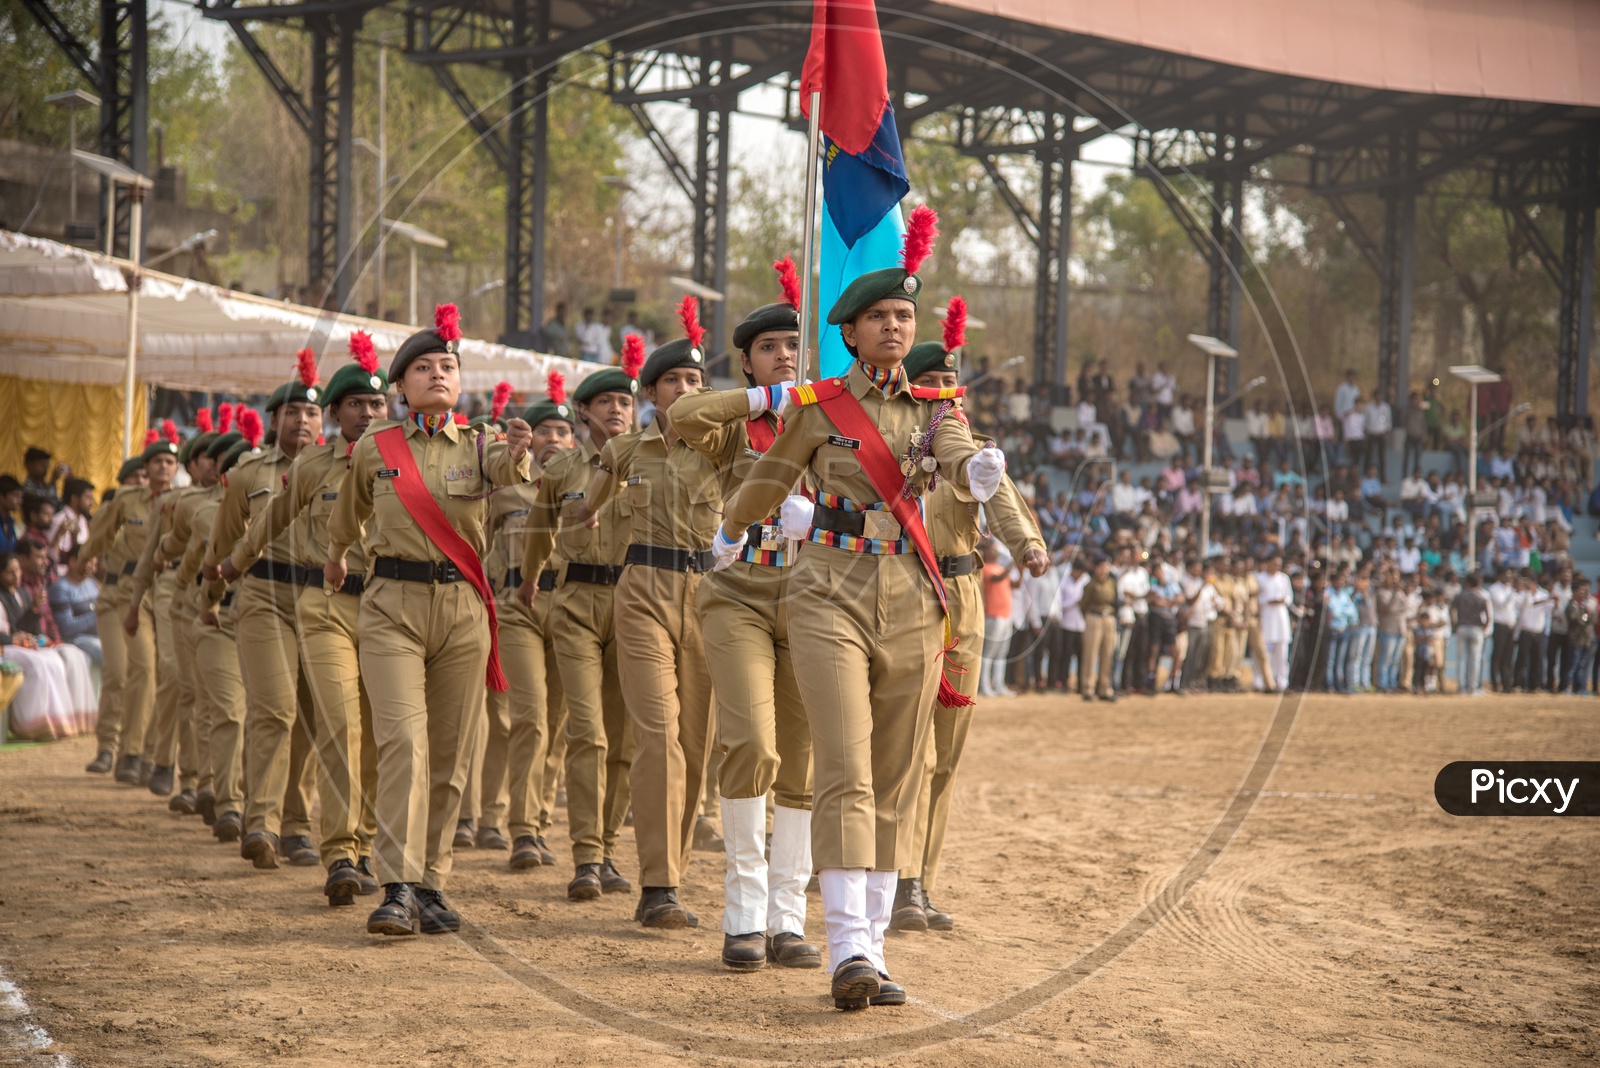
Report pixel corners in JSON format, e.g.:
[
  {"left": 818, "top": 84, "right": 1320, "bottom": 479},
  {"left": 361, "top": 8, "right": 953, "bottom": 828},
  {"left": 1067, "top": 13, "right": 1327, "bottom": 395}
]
[
  {"left": 411, "top": 412, "right": 455, "bottom": 437},
  {"left": 855, "top": 359, "right": 906, "bottom": 398}
]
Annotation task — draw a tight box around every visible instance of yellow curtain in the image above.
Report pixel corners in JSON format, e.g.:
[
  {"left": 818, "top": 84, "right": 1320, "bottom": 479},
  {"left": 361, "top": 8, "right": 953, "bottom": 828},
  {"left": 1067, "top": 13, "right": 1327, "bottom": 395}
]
[{"left": 0, "top": 375, "right": 146, "bottom": 494}]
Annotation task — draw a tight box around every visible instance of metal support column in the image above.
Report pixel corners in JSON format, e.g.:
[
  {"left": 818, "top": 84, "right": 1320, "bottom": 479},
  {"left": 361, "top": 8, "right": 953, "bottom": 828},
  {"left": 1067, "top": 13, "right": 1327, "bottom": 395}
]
[
  {"left": 690, "top": 40, "right": 732, "bottom": 356},
  {"left": 98, "top": 0, "right": 148, "bottom": 256},
  {"left": 307, "top": 20, "right": 335, "bottom": 304},
  {"left": 1557, "top": 138, "right": 1598, "bottom": 421},
  {"left": 503, "top": 0, "right": 549, "bottom": 345},
  {"left": 1206, "top": 160, "right": 1243, "bottom": 412},
  {"left": 1376, "top": 130, "right": 1417, "bottom": 408},
  {"left": 331, "top": 13, "right": 357, "bottom": 310},
  {"left": 1032, "top": 113, "right": 1073, "bottom": 394}
]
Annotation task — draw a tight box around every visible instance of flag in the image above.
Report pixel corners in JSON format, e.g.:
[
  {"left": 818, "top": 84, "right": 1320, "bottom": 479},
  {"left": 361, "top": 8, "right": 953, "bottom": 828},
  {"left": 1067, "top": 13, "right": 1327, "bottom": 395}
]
[{"left": 800, "top": 0, "right": 911, "bottom": 378}]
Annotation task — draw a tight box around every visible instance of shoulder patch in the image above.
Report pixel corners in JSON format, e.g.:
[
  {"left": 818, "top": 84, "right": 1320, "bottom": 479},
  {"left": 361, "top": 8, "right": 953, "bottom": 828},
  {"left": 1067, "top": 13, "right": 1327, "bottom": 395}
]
[
  {"left": 909, "top": 385, "right": 966, "bottom": 402},
  {"left": 787, "top": 378, "right": 847, "bottom": 407}
]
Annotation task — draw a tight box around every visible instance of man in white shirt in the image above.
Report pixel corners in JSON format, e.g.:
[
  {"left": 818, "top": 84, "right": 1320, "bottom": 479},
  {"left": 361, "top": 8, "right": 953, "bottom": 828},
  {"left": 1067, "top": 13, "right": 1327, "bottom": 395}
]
[
  {"left": 1116, "top": 547, "right": 1152, "bottom": 693},
  {"left": 1334, "top": 371, "right": 1362, "bottom": 421},
  {"left": 1340, "top": 396, "right": 1367, "bottom": 468},
  {"left": 1513, "top": 575, "right": 1555, "bottom": 692},
  {"left": 1255, "top": 555, "right": 1293, "bottom": 693},
  {"left": 1150, "top": 364, "right": 1175, "bottom": 411},
  {"left": 1395, "top": 537, "right": 1422, "bottom": 576},
  {"left": 575, "top": 307, "right": 611, "bottom": 363},
  {"left": 1050, "top": 559, "right": 1088, "bottom": 692},
  {"left": 1363, "top": 395, "right": 1393, "bottom": 477},
  {"left": 1179, "top": 557, "right": 1223, "bottom": 693},
  {"left": 1109, "top": 471, "right": 1138, "bottom": 515}
]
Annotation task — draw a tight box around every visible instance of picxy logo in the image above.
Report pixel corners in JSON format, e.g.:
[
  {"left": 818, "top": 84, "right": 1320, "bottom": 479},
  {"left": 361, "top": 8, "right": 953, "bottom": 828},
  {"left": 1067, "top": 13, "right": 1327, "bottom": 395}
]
[{"left": 1435, "top": 761, "right": 1597, "bottom": 816}]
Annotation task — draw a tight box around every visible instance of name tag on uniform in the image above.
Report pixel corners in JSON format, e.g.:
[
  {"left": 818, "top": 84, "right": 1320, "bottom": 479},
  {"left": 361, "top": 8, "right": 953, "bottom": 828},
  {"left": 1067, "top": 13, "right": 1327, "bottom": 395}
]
[
  {"left": 507, "top": 508, "right": 530, "bottom": 518},
  {"left": 376, "top": 468, "right": 400, "bottom": 479},
  {"left": 248, "top": 487, "right": 270, "bottom": 498},
  {"left": 743, "top": 447, "right": 764, "bottom": 459},
  {"left": 127, "top": 517, "right": 145, "bottom": 525},
  {"left": 561, "top": 491, "right": 585, "bottom": 501},
  {"left": 827, "top": 434, "right": 861, "bottom": 450},
  {"left": 625, "top": 476, "right": 645, "bottom": 486},
  {"left": 321, "top": 492, "right": 339, "bottom": 501}
]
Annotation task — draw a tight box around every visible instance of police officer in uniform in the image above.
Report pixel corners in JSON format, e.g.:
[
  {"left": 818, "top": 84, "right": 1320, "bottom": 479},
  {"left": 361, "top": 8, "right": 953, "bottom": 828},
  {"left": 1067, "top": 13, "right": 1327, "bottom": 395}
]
[
  {"left": 573, "top": 301, "right": 721, "bottom": 929},
  {"left": 325, "top": 303, "right": 534, "bottom": 937},
  {"left": 82, "top": 455, "right": 153, "bottom": 776},
  {"left": 519, "top": 352, "right": 641, "bottom": 898},
  {"left": 671, "top": 260, "right": 822, "bottom": 970},
  {"left": 711, "top": 208, "right": 1008, "bottom": 1008}
]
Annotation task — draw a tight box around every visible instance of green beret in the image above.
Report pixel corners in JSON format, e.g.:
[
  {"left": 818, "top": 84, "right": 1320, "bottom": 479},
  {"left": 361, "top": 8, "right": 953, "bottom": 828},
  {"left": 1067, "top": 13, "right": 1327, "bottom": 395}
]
[
  {"left": 522, "top": 398, "right": 575, "bottom": 428},
  {"left": 391, "top": 327, "right": 455, "bottom": 384},
  {"left": 117, "top": 456, "right": 146, "bottom": 482},
  {"left": 731, "top": 302, "right": 800, "bottom": 352},
  {"left": 826, "top": 266, "right": 921, "bottom": 326},
  {"left": 265, "top": 383, "right": 289, "bottom": 413},
  {"left": 283, "top": 378, "right": 324, "bottom": 407},
  {"left": 323, "top": 362, "right": 390, "bottom": 408},
  {"left": 183, "top": 432, "right": 219, "bottom": 464},
  {"left": 205, "top": 432, "right": 243, "bottom": 461},
  {"left": 219, "top": 438, "right": 260, "bottom": 474},
  {"left": 572, "top": 368, "right": 639, "bottom": 404},
  {"left": 140, "top": 439, "right": 180, "bottom": 464},
  {"left": 638, "top": 338, "right": 706, "bottom": 389},
  {"left": 903, "top": 341, "right": 959, "bottom": 381}
]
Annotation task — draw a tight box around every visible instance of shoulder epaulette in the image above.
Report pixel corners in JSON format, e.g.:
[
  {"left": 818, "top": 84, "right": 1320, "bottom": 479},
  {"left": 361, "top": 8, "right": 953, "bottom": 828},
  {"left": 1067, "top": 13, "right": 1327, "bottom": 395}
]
[
  {"left": 787, "top": 379, "right": 848, "bottom": 407},
  {"left": 909, "top": 385, "right": 966, "bottom": 402}
]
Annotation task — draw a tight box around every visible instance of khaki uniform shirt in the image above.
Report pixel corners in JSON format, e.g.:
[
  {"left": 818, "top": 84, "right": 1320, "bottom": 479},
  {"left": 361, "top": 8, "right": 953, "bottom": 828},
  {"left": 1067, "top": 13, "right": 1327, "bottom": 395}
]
[
  {"left": 485, "top": 482, "right": 559, "bottom": 592},
  {"left": 203, "top": 446, "right": 293, "bottom": 572},
  {"left": 926, "top": 473, "right": 1044, "bottom": 561},
  {"left": 124, "top": 484, "right": 203, "bottom": 605},
  {"left": 521, "top": 439, "right": 632, "bottom": 578},
  {"left": 588, "top": 417, "right": 722, "bottom": 552},
  {"left": 232, "top": 439, "right": 369, "bottom": 575},
  {"left": 81, "top": 485, "right": 170, "bottom": 600},
  {"left": 172, "top": 487, "right": 224, "bottom": 611},
  {"left": 327, "top": 418, "right": 533, "bottom": 567}
]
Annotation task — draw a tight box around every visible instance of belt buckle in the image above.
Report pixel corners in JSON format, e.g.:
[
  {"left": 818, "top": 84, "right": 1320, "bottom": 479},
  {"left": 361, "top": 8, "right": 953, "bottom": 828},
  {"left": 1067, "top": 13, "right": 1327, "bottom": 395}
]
[
  {"left": 861, "top": 510, "right": 902, "bottom": 541},
  {"left": 757, "top": 524, "right": 783, "bottom": 551}
]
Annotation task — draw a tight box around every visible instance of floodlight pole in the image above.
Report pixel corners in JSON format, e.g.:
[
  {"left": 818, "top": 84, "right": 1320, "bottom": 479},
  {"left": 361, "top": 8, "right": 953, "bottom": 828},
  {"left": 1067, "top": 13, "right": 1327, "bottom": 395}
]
[
  {"left": 122, "top": 186, "right": 145, "bottom": 457},
  {"left": 1201, "top": 351, "right": 1216, "bottom": 554},
  {"left": 1468, "top": 383, "right": 1479, "bottom": 566}
]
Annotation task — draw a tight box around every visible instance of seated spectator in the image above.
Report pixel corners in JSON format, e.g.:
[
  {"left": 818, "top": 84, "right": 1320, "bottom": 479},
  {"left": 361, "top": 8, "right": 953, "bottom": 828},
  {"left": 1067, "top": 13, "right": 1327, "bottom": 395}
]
[
  {"left": 1396, "top": 536, "right": 1422, "bottom": 575},
  {"left": 1272, "top": 459, "right": 1305, "bottom": 490},
  {"left": 1358, "top": 464, "right": 1388, "bottom": 519},
  {"left": 0, "top": 475, "right": 20, "bottom": 553},
  {"left": 1488, "top": 449, "right": 1516, "bottom": 481},
  {"left": 21, "top": 446, "right": 64, "bottom": 506},
  {"left": 48, "top": 546, "right": 101, "bottom": 666},
  {"left": 1326, "top": 489, "right": 1351, "bottom": 538},
  {"left": 1399, "top": 468, "right": 1429, "bottom": 520},
  {"left": 0, "top": 549, "right": 96, "bottom": 740},
  {"left": 46, "top": 478, "right": 95, "bottom": 575},
  {"left": 20, "top": 494, "right": 54, "bottom": 550}
]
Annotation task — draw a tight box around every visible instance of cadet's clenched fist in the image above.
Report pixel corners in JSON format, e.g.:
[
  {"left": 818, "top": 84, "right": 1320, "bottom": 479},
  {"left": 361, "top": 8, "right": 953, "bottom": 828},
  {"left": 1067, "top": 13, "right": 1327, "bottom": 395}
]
[{"left": 504, "top": 417, "right": 533, "bottom": 461}]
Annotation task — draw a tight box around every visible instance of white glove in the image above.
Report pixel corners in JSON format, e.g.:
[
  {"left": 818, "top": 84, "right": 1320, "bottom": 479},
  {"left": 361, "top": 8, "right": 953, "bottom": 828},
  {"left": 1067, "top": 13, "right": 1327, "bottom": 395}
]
[
  {"left": 746, "top": 382, "right": 796, "bottom": 416},
  {"left": 710, "top": 525, "right": 747, "bottom": 572},
  {"left": 780, "top": 495, "right": 814, "bottom": 541},
  {"left": 967, "top": 445, "right": 1006, "bottom": 502}
]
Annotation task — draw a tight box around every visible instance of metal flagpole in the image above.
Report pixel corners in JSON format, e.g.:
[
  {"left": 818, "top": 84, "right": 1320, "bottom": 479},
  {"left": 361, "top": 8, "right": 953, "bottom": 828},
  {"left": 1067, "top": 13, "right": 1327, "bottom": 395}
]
[{"left": 797, "top": 90, "right": 823, "bottom": 383}]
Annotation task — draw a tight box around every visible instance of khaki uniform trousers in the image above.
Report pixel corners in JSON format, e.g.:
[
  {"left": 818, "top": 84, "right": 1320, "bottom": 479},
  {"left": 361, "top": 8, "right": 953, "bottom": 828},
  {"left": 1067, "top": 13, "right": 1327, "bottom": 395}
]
[
  {"left": 359, "top": 576, "right": 489, "bottom": 889},
  {"left": 465, "top": 688, "right": 509, "bottom": 827},
  {"left": 1246, "top": 620, "right": 1274, "bottom": 690},
  {"left": 118, "top": 594, "right": 157, "bottom": 760},
  {"left": 1080, "top": 613, "right": 1117, "bottom": 698},
  {"left": 614, "top": 564, "right": 713, "bottom": 888},
  {"left": 504, "top": 594, "right": 567, "bottom": 839},
  {"left": 93, "top": 587, "right": 131, "bottom": 753},
  {"left": 696, "top": 566, "right": 811, "bottom": 809},
  {"left": 196, "top": 600, "right": 247, "bottom": 817},
  {"left": 1210, "top": 623, "right": 1242, "bottom": 681},
  {"left": 297, "top": 587, "right": 378, "bottom": 866},
  {"left": 148, "top": 572, "right": 197, "bottom": 785},
  {"left": 550, "top": 581, "right": 632, "bottom": 867},
  {"left": 234, "top": 575, "right": 317, "bottom": 838},
  {"left": 905, "top": 570, "right": 981, "bottom": 892},
  {"left": 787, "top": 548, "right": 941, "bottom": 872}
]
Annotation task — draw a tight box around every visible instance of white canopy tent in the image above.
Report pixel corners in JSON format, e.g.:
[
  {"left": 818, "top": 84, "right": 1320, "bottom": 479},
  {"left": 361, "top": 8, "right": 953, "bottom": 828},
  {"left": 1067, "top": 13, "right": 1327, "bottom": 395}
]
[{"left": 0, "top": 229, "right": 589, "bottom": 396}]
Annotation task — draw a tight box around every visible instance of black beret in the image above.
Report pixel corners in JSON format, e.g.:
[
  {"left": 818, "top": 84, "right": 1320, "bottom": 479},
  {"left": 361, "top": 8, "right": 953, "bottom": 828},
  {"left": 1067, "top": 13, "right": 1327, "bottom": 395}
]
[
  {"left": 731, "top": 302, "right": 800, "bottom": 352},
  {"left": 638, "top": 338, "right": 707, "bottom": 389},
  {"left": 390, "top": 327, "right": 457, "bottom": 384}
]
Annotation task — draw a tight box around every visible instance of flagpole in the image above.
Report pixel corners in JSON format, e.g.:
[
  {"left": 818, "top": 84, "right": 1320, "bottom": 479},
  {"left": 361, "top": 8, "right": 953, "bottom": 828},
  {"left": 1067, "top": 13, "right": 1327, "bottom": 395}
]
[{"left": 797, "top": 90, "right": 823, "bottom": 383}]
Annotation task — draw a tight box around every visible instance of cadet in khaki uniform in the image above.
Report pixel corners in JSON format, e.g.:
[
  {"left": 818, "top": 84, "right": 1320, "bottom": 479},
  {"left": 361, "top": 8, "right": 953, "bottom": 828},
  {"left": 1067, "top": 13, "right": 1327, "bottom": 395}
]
[
  {"left": 891, "top": 310, "right": 1048, "bottom": 934},
  {"left": 232, "top": 335, "right": 389, "bottom": 905},
  {"left": 574, "top": 300, "right": 721, "bottom": 929},
  {"left": 711, "top": 211, "right": 1008, "bottom": 1009},
  {"left": 82, "top": 457, "right": 148, "bottom": 776},
  {"left": 670, "top": 263, "right": 822, "bottom": 971},
  {"left": 325, "top": 303, "right": 534, "bottom": 938},
  {"left": 81, "top": 435, "right": 181, "bottom": 785},
  {"left": 208, "top": 366, "right": 324, "bottom": 870},
  {"left": 519, "top": 356, "right": 640, "bottom": 899}
]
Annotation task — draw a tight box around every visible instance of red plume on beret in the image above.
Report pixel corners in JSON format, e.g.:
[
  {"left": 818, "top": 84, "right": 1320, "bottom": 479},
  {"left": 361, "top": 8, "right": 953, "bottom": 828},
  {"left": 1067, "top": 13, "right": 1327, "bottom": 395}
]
[
  {"left": 348, "top": 330, "right": 379, "bottom": 373},
  {"left": 195, "top": 408, "right": 214, "bottom": 434},
  {"left": 900, "top": 203, "right": 939, "bottom": 276},
  {"left": 676, "top": 295, "right": 705, "bottom": 352},
  {"left": 238, "top": 409, "right": 263, "bottom": 448},
  {"left": 943, "top": 295, "right": 967, "bottom": 354},
  {"left": 621, "top": 334, "right": 646, "bottom": 379},
  {"left": 547, "top": 370, "right": 567, "bottom": 406},
  {"left": 143, "top": 428, "right": 159, "bottom": 447},
  {"left": 491, "top": 381, "right": 513, "bottom": 421},
  {"left": 218, "top": 404, "right": 235, "bottom": 435},
  {"left": 774, "top": 256, "right": 801, "bottom": 311},
  {"left": 296, "top": 347, "right": 319, "bottom": 387},
  {"left": 162, "top": 418, "right": 180, "bottom": 446},
  {"left": 434, "top": 303, "right": 462, "bottom": 344}
]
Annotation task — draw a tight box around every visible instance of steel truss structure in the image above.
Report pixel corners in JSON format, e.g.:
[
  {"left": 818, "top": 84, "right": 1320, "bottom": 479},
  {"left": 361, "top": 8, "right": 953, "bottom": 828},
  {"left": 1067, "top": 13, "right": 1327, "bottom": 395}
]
[{"left": 23, "top": 0, "right": 1600, "bottom": 413}]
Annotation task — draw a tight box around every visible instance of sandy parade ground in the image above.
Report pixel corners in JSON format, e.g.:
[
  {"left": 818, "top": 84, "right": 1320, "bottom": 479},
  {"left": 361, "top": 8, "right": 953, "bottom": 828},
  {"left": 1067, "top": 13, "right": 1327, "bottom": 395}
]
[{"left": 1, "top": 690, "right": 1596, "bottom": 1067}]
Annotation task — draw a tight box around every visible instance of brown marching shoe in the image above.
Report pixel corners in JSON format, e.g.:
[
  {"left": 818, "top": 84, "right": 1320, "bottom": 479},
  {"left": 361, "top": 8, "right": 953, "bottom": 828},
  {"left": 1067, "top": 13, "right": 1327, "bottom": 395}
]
[
  {"left": 567, "top": 864, "right": 602, "bottom": 901},
  {"left": 240, "top": 830, "right": 280, "bottom": 870},
  {"left": 767, "top": 931, "right": 823, "bottom": 969},
  {"left": 510, "top": 836, "right": 544, "bottom": 870},
  {"left": 635, "top": 887, "right": 688, "bottom": 929},
  {"left": 476, "top": 825, "right": 509, "bottom": 850},
  {"left": 453, "top": 819, "right": 475, "bottom": 849}
]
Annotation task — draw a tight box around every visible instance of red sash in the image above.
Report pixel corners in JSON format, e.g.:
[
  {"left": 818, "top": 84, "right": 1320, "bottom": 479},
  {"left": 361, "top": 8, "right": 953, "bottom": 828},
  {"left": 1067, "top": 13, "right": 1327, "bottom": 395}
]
[
  {"left": 373, "top": 425, "right": 507, "bottom": 692},
  {"left": 745, "top": 412, "right": 779, "bottom": 454}
]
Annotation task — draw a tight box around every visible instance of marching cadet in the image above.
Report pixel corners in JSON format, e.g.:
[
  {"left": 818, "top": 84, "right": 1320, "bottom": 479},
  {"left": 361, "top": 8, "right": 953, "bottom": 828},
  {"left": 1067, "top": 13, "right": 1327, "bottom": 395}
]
[
  {"left": 572, "top": 299, "right": 721, "bottom": 929},
  {"left": 324, "top": 303, "right": 535, "bottom": 938},
  {"left": 710, "top": 206, "right": 1007, "bottom": 1009},
  {"left": 518, "top": 348, "right": 641, "bottom": 898},
  {"left": 80, "top": 426, "right": 183, "bottom": 786},
  {"left": 207, "top": 358, "right": 324, "bottom": 870},
  {"left": 194, "top": 425, "right": 256, "bottom": 842},
  {"left": 890, "top": 299, "right": 1047, "bottom": 935},
  {"left": 82, "top": 455, "right": 153, "bottom": 776},
  {"left": 471, "top": 374, "right": 572, "bottom": 865},
  {"left": 670, "top": 258, "right": 821, "bottom": 971},
  {"left": 124, "top": 415, "right": 222, "bottom": 811},
  {"left": 230, "top": 334, "right": 389, "bottom": 905}
]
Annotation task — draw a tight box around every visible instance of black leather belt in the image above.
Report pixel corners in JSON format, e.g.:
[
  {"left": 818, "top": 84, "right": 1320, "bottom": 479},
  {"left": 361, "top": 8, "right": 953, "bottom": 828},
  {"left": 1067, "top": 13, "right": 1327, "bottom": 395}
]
[
  {"left": 565, "top": 562, "right": 624, "bottom": 586},
  {"left": 502, "top": 567, "right": 556, "bottom": 591},
  {"left": 938, "top": 552, "right": 979, "bottom": 578},
  {"left": 106, "top": 572, "right": 120, "bottom": 587},
  {"left": 374, "top": 557, "right": 465, "bottom": 584},
  {"left": 248, "top": 558, "right": 323, "bottom": 587},
  {"left": 335, "top": 575, "right": 365, "bottom": 596},
  {"left": 121, "top": 561, "right": 137, "bottom": 576},
  {"left": 219, "top": 590, "right": 235, "bottom": 608},
  {"left": 625, "top": 544, "right": 714, "bottom": 573},
  {"left": 812, "top": 503, "right": 866, "bottom": 536}
]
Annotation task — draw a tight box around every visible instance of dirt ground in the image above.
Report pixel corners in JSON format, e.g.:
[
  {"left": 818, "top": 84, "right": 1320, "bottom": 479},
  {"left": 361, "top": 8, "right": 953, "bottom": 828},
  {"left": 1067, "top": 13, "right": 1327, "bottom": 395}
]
[{"left": 1, "top": 691, "right": 1597, "bottom": 1067}]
